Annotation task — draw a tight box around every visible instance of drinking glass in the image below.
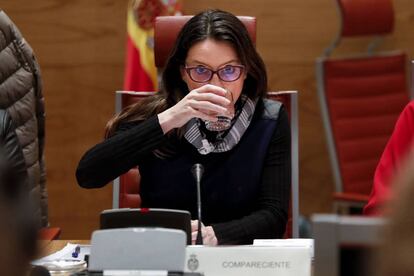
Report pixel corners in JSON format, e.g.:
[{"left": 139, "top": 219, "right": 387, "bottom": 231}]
[{"left": 204, "top": 89, "right": 234, "bottom": 132}]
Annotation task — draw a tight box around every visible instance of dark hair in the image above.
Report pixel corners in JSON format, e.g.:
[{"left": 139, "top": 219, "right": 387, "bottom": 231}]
[{"left": 106, "top": 9, "right": 267, "bottom": 137}]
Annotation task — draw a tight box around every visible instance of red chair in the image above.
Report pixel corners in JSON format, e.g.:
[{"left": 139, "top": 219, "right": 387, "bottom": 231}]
[
  {"left": 153, "top": 16, "right": 256, "bottom": 67},
  {"left": 316, "top": 0, "right": 412, "bottom": 213},
  {"left": 38, "top": 227, "right": 61, "bottom": 241},
  {"left": 113, "top": 16, "right": 300, "bottom": 238},
  {"left": 112, "top": 91, "right": 152, "bottom": 208}
]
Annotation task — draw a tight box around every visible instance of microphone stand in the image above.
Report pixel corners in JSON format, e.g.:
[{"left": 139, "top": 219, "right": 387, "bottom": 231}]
[
  {"left": 196, "top": 178, "right": 203, "bottom": 245},
  {"left": 192, "top": 164, "right": 204, "bottom": 245}
]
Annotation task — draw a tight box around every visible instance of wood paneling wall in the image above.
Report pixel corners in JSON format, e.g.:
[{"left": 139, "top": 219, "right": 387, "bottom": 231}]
[
  {"left": 1, "top": 0, "right": 413, "bottom": 238},
  {"left": 1, "top": 0, "right": 130, "bottom": 238}
]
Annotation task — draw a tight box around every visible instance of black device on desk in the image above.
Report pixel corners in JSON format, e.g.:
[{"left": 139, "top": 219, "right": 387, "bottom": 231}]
[{"left": 100, "top": 208, "right": 192, "bottom": 245}]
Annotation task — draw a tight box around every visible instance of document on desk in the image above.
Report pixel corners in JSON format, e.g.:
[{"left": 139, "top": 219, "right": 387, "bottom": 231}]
[
  {"left": 253, "top": 238, "right": 314, "bottom": 258},
  {"left": 185, "top": 240, "right": 313, "bottom": 276},
  {"left": 32, "top": 243, "right": 91, "bottom": 265}
]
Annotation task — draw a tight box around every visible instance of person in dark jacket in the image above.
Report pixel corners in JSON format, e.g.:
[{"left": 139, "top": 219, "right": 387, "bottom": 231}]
[
  {"left": 0, "top": 9, "right": 48, "bottom": 227},
  {"left": 0, "top": 109, "right": 38, "bottom": 275},
  {"left": 76, "top": 9, "right": 291, "bottom": 245}
]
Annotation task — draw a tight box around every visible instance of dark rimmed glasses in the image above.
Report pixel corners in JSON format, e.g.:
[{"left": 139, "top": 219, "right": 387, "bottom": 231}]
[{"left": 185, "top": 64, "right": 245, "bottom": 83}]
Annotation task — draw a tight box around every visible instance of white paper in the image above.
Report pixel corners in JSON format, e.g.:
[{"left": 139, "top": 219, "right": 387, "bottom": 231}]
[
  {"left": 253, "top": 239, "right": 314, "bottom": 257},
  {"left": 32, "top": 243, "right": 91, "bottom": 265}
]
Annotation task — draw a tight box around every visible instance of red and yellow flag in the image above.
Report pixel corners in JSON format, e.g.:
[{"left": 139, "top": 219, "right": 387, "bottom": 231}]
[{"left": 123, "top": 0, "right": 182, "bottom": 91}]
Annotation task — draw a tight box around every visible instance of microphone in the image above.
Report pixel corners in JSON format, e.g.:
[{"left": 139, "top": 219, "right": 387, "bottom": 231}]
[{"left": 191, "top": 163, "right": 204, "bottom": 245}]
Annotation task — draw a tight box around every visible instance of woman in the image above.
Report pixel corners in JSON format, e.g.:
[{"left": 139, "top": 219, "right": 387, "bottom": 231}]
[
  {"left": 76, "top": 9, "right": 291, "bottom": 245},
  {"left": 364, "top": 100, "right": 414, "bottom": 215}
]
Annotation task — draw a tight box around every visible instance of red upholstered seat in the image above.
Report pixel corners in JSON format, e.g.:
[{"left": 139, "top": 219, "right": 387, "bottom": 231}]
[
  {"left": 317, "top": 0, "right": 411, "bottom": 212},
  {"left": 119, "top": 167, "right": 141, "bottom": 208},
  {"left": 323, "top": 54, "right": 409, "bottom": 197},
  {"left": 38, "top": 227, "right": 61, "bottom": 241}
]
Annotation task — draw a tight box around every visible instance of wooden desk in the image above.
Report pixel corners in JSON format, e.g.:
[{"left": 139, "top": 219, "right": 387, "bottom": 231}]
[{"left": 37, "top": 240, "right": 203, "bottom": 276}]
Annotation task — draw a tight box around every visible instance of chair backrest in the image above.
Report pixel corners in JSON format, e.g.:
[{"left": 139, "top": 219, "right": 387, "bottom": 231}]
[
  {"left": 112, "top": 90, "right": 300, "bottom": 238},
  {"left": 336, "top": 0, "right": 394, "bottom": 37},
  {"left": 324, "top": 0, "right": 395, "bottom": 57},
  {"left": 317, "top": 55, "right": 410, "bottom": 197},
  {"left": 154, "top": 15, "right": 256, "bottom": 68},
  {"left": 316, "top": 0, "right": 412, "bottom": 205},
  {"left": 112, "top": 91, "right": 153, "bottom": 209},
  {"left": 268, "top": 91, "right": 300, "bottom": 238}
]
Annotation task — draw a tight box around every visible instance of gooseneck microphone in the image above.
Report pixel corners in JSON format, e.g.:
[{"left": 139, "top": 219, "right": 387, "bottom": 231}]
[{"left": 191, "top": 163, "right": 204, "bottom": 245}]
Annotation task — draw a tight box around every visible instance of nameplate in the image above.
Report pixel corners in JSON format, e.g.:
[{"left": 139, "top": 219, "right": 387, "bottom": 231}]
[
  {"left": 184, "top": 245, "right": 312, "bottom": 276},
  {"left": 89, "top": 228, "right": 186, "bottom": 271}
]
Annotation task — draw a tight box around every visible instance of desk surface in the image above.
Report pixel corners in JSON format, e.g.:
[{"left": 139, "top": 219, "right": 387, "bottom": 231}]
[
  {"left": 39, "top": 240, "right": 202, "bottom": 276},
  {"left": 40, "top": 240, "right": 312, "bottom": 276}
]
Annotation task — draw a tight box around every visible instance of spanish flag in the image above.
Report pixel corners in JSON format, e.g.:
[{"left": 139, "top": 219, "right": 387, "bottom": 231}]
[{"left": 123, "top": 0, "right": 182, "bottom": 91}]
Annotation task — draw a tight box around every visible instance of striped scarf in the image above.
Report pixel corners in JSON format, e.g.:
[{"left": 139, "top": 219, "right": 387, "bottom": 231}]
[{"left": 184, "top": 94, "right": 258, "bottom": 155}]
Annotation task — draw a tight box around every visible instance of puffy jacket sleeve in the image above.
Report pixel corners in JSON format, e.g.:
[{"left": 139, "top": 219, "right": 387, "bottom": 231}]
[{"left": 0, "top": 110, "right": 29, "bottom": 200}]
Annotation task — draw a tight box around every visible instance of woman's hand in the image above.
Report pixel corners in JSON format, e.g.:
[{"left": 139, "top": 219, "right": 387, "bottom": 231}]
[
  {"left": 157, "top": 84, "right": 231, "bottom": 134},
  {"left": 191, "top": 220, "right": 218, "bottom": 246}
]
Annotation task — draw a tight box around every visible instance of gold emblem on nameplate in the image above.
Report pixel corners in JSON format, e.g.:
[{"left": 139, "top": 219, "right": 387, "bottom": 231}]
[{"left": 187, "top": 253, "right": 199, "bottom": 271}]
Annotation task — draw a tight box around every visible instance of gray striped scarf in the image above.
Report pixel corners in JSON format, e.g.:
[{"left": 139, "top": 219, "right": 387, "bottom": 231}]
[{"left": 184, "top": 94, "right": 258, "bottom": 155}]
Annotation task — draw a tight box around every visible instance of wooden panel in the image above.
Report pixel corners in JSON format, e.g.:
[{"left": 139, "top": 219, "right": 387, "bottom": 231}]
[
  {"left": 1, "top": 0, "right": 130, "bottom": 239},
  {"left": 1, "top": 0, "right": 414, "bottom": 238}
]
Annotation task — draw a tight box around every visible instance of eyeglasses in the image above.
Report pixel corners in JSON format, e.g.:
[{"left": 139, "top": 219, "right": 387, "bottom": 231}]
[{"left": 185, "top": 65, "right": 245, "bottom": 83}]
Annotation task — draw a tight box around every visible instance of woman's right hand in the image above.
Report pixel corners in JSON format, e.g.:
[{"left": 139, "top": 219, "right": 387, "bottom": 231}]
[{"left": 157, "top": 84, "right": 232, "bottom": 134}]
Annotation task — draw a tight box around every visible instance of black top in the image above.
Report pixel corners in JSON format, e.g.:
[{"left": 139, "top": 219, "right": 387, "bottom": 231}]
[{"left": 76, "top": 102, "right": 291, "bottom": 244}]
